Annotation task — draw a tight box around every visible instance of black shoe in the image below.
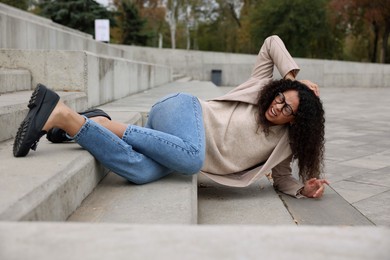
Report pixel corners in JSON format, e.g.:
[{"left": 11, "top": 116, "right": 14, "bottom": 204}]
[
  {"left": 13, "top": 84, "right": 60, "bottom": 157},
  {"left": 46, "top": 108, "right": 112, "bottom": 143}
]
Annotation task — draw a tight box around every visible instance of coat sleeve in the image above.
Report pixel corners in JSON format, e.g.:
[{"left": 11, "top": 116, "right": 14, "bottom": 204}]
[
  {"left": 271, "top": 155, "right": 305, "bottom": 198},
  {"left": 251, "top": 35, "right": 300, "bottom": 80},
  {"left": 211, "top": 35, "right": 301, "bottom": 104}
]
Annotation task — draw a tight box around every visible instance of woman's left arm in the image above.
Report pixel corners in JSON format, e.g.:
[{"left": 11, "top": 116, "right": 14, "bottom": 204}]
[
  {"left": 272, "top": 157, "right": 329, "bottom": 199},
  {"left": 251, "top": 35, "right": 300, "bottom": 81},
  {"left": 272, "top": 156, "right": 304, "bottom": 198}
]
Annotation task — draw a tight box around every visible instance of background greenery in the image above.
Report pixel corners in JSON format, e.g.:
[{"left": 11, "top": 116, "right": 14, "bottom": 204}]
[{"left": 1, "top": 0, "right": 389, "bottom": 63}]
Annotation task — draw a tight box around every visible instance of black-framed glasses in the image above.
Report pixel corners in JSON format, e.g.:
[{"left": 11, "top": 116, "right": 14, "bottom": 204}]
[{"left": 274, "top": 92, "right": 296, "bottom": 116}]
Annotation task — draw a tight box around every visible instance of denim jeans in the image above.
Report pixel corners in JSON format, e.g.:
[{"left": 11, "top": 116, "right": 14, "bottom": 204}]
[{"left": 73, "top": 93, "right": 205, "bottom": 184}]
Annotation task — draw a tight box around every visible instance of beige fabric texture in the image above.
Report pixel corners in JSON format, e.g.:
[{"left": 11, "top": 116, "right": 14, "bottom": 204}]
[{"left": 199, "top": 35, "right": 304, "bottom": 197}]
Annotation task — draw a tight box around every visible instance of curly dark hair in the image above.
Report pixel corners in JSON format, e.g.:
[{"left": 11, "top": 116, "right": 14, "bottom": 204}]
[{"left": 257, "top": 79, "right": 325, "bottom": 181}]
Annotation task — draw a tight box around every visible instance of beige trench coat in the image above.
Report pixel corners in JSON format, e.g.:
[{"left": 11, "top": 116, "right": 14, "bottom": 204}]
[{"left": 200, "top": 35, "right": 304, "bottom": 197}]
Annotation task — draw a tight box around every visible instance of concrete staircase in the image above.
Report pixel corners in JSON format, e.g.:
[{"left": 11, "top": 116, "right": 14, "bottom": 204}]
[
  {"left": 1, "top": 79, "right": 387, "bottom": 259},
  {"left": 0, "top": 77, "right": 373, "bottom": 224},
  {"left": 1, "top": 65, "right": 388, "bottom": 260},
  {"left": 1, "top": 77, "right": 374, "bottom": 224}
]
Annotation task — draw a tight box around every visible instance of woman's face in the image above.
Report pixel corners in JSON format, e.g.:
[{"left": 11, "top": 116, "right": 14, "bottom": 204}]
[{"left": 265, "top": 90, "right": 299, "bottom": 125}]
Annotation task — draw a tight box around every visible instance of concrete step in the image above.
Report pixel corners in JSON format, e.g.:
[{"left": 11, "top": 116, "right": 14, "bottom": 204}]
[
  {"left": 68, "top": 172, "right": 197, "bottom": 224},
  {"left": 172, "top": 73, "right": 192, "bottom": 82},
  {"left": 197, "top": 174, "right": 294, "bottom": 225},
  {"left": 0, "top": 108, "right": 142, "bottom": 221},
  {"left": 0, "top": 68, "right": 31, "bottom": 94},
  {"left": 1, "top": 222, "right": 389, "bottom": 259},
  {"left": 98, "top": 80, "right": 230, "bottom": 124},
  {"left": 0, "top": 90, "right": 87, "bottom": 142}
]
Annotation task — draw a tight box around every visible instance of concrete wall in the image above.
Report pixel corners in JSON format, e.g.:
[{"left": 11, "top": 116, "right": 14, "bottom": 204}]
[
  {"left": 118, "top": 45, "right": 390, "bottom": 88},
  {"left": 0, "top": 3, "right": 92, "bottom": 39},
  {"left": 118, "top": 45, "right": 255, "bottom": 86},
  {"left": 295, "top": 58, "right": 390, "bottom": 88},
  {"left": 0, "top": 3, "right": 125, "bottom": 57}
]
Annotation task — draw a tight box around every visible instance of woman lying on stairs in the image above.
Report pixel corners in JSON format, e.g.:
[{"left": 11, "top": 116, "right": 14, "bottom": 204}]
[{"left": 13, "top": 35, "right": 328, "bottom": 199}]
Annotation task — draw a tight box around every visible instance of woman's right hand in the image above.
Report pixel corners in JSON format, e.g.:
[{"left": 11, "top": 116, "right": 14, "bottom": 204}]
[{"left": 299, "top": 79, "right": 320, "bottom": 97}]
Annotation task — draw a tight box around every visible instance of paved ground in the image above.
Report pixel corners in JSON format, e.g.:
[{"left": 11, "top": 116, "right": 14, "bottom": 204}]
[{"left": 320, "top": 87, "right": 390, "bottom": 226}]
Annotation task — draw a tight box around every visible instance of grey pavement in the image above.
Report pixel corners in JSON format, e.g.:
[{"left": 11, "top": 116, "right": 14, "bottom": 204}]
[{"left": 320, "top": 87, "right": 390, "bottom": 226}]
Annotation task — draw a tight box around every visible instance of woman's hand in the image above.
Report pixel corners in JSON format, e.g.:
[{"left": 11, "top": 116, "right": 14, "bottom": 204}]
[
  {"left": 301, "top": 178, "right": 330, "bottom": 198},
  {"left": 299, "top": 80, "right": 320, "bottom": 97}
]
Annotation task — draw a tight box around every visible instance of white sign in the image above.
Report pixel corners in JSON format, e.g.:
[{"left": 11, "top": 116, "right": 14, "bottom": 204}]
[{"left": 95, "top": 19, "right": 110, "bottom": 42}]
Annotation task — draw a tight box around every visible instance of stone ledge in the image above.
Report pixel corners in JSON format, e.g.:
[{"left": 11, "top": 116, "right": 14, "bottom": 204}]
[
  {"left": 198, "top": 174, "right": 294, "bottom": 225},
  {"left": 68, "top": 172, "right": 197, "bottom": 224},
  {"left": 0, "top": 68, "right": 31, "bottom": 94},
  {"left": 0, "top": 222, "right": 388, "bottom": 260}
]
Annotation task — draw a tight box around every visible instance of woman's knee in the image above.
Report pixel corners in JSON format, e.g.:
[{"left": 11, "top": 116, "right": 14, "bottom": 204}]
[
  {"left": 130, "top": 177, "right": 151, "bottom": 185},
  {"left": 179, "top": 155, "right": 204, "bottom": 175},
  {"left": 120, "top": 166, "right": 171, "bottom": 185}
]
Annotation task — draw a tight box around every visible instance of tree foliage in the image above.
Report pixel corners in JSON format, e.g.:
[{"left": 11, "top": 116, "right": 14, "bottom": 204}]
[
  {"left": 0, "top": 0, "right": 29, "bottom": 10},
  {"left": 196, "top": 0, "right": 246, "bottom": 53},
  {"left": 115, "top": 0, "right": 150, "bottom": 45},
  {"left": 136, "top": 0, "right": 166, "bottom": 47},
  {"left": 329, "top": 0, "right": 390, "bottom": 63},
  {"left": 29, "top": 0, "right": 389, "bottom": 63},
  {"left": 250, "top": 0, "right": 340, "bottom": 58},
  {"left": 37, "top": 0, "right": 116, "bottom": 37}
]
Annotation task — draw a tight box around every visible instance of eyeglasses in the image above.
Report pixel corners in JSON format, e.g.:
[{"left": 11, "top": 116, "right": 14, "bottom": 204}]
[{"left": 274, "top": 92, "right": 296, "bottom": 116}]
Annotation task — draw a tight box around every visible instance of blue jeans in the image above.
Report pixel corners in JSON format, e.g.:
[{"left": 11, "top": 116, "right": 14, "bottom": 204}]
[{"left": 73, "top": 93, "right": 205, "bottom": 184}]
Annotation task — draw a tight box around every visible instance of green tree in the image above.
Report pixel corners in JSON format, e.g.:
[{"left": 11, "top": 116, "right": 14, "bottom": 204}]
[
  {"left": 37, "top": 0, "right": 116, "bottom": 37},
  {"left": 116, "top": 0, "right": 149, "bottom": 45},
  {"left": 236, "top": 0, "right": 265, "bottom": 53},
  {"left": 196, "top": 0, "right": 244, "bottom": 53},
  {"left": 0, "top": 0, "right": 29, "bottom": 10},
  {"left": 197, "top": 18, "right": 227, "bottom": 52},
  {"left": 135, "top": 0, "right": 166, "bottom": 47},
  {"left": 330, "top": 0, "right": 390, "bottom": 63},
  {"left": 250, "top": 0, "right": 341, "bottom": 58}
]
